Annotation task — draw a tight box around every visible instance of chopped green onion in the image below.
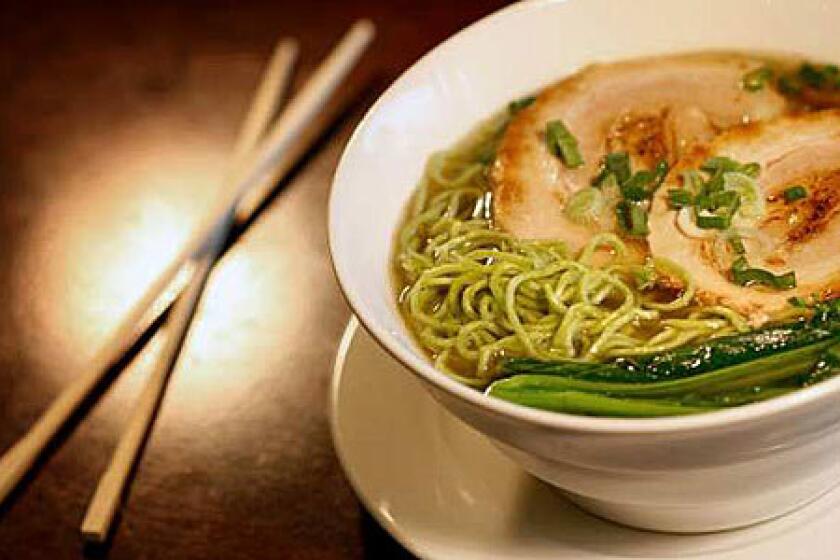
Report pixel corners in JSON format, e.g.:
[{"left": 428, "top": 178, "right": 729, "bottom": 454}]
[
  {"left": 789, "top": 296, "right": 809, "bottom": 308},
  {"left": 701, "top": 156, "right": 743, "bottom": 174},
  {"left": 546, "top": 120, "right": 584, "bottom": 168},
  {"left": 722, "top": 172, "right": 763, "bottom": 222},
  {"left": 695, "top": 213, "right": 732, "bottom": 230},
  {"left": 727, "top": 236, "right": 746, "bottom": 255},
  {"left": 778, "top": 75, "right": 803, "bottom": 95},
  {"left": 681, "top": 170, "right": 705, "bottom": 194},
  {"left": 621, "top": 171, "right": 654, "bottom": 201},
  {"left": 668, "top": 189, "right": 693, "bottom": 209},
  {"left": 652, "top": 160, "right": 670, "bottom": 188},
  {"left": 731, "top": 257, "right": 797, "bottom": 290},
  {"left": 616, "top": 201, "right": 649, "bottom": 236},
  {"left": 593, "top": 152, "right": 631, "bottom": 186},
  {"left": 509, "top": 95, "right": 536, "bottom": 114},
  {"left": 797, "top": 63, "right": 840, "bottom": 90},
  {"left": 799, "top": 63, "right": 827, "bottom": 88},
  {"left": 742, "top": 66, "right": 774, "bottom": 91},
  {"left": 705, "top": 172, "right": 725, "bottom": 193},
  {"left": 564, "top": 187, "right": 604, "bottom": 225},
  {"left": 709, "top": 190, "right": 741, "bottom": 211},
  {"left": 783, "top": 185, "right": 808, "bottom": 203},
  {"left": 740, "top": 162, "right": 761, "bottom": 178},
  {"left": 693, "top": 189, "right": 740, "bottom": 230}
]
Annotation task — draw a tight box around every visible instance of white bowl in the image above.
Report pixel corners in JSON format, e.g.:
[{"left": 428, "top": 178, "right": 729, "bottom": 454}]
[{"left": 329, "top": 0, "right": 840, "bottom": 533}]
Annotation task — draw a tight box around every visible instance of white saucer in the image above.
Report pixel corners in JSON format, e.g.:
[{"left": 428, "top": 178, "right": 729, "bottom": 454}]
[{"left": 330, "top": 319, "right": 840, "bottom": 559}]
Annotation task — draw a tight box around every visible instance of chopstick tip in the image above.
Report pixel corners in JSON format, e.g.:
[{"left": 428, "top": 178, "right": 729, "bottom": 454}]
[
  {"left": 350, "top": 19, "right": 376, "bottom": 42},
  {"left": 277, "top": 37, "right": 300, "bottom": 57}
]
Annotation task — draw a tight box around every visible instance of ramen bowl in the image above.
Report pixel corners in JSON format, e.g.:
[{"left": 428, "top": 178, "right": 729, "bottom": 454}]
[{"left": 328, "top": 0, "right": 840, "bottom": 532}]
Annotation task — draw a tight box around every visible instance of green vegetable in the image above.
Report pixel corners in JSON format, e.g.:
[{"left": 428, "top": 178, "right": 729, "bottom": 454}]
[
  {"left": 727, "top": 235, "right": 746, "bottom": 255},
  {"left": 652, "top": 160, "right": 670, "bottom": 187},
  {"left": 679, "top": 160, "right": 763, "bottom": 234},
  {"left": 509, "top": 95, "right": 536, "bottom": 114},
  {"left": 546, "top": 119, "right": 584, "bottom": 168},
  {"left": 739, "top": 162, "right": 761, "bottom": 178},
  {"left": 621, "top": 171, "right": 655, "bottom": 201},
  {"left": 694, "top": 189, "right": 740, "bottom": 230},
  {"left": 616, "top": 200, "right": 649, "bottom": 236},
  {"left": 505, "top": 309, "right": 840, "bottom": 382},
  {"left": 722, "top": 172, "right": 764, "bottom": 222},
  {"left": 491, "top": 340, "right": 832, "bottom": 398},
  {"left": 789, "top": 296, "right": 810, "bottom": 308},
  {"left": 695, "top": 213, "right": 732, "bottom": 229},
  {"left": 778, "top": 75, "right": 803, "bottom": 95},
  {"left": 798, "top": 341, "right": 840, "bottom": 386},
  {"left": 704, "top": 189, "right": 741, "bottom": 211},
  {"left": 777, "top": 63, "right": 840, "bottom": 97},
  {"left": 731, "top": 256, "right": 796, "bottom": 290},
  {"left": 489, "top": 388, "right": 714, "bottom": 417},
  {"left": 564, "top": 187, "right": 604, "bottom": 225},
  {"left": 742, "top": 66, "right": 774, "bottom": 91},
  {"left": 784, "top": 185, "right": 808, "bottom": 203},
  {"left": 798, "top": 63, "right": 840, "bottom": 89},
  {"left": 593, "top": 152, "right": 631, "bottom": 186},
  {"left": 668, "top": 189, "right": 693, "bottom": 208},
  {"left": 701, "top": 156, "right": 746, "bottom": 174},
  {"left": 682, "top": 170, "right": 705, "bottom": 193}
]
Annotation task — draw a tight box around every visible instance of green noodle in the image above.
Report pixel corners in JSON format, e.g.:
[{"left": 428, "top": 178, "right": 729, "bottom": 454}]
[{"left": 394, "top": 112, "right": 749, "bottom": 387}]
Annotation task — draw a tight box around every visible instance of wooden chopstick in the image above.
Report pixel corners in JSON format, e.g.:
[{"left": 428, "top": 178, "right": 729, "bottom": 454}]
[
  {"left": 0, "top": 19, "right": 374, "bottom": 507},
  {"left": 84, "top": 19, "right": 375, "bottom": 540},
  {"left": 79, "top": 37, "right": 299, "bottom": 542}
]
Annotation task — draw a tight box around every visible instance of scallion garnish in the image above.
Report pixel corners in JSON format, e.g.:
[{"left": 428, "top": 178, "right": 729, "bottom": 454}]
[
  {"left": 742, "top": 66, "right": 774, "bottom": 91},
  {"left": 799, "top": 63, "right": 830, "bottom": 89},
  {"left": 652, "top": 160, "right": 670, "bottom": 187},
  {"left": 789, "top": 296, "right": 809, "bottom": 308},
  {"left": 682, "top": 170, "right": 705, "bottom": 193},
  {"left": 546, "top": 119, "right": 584, "bottom": 168},
  {"left": 709, "top": 190, "right": 741, "bottom": 211},
  {"left": 621, "top": 171, "right": 655, "bottom": 201},
  {"left": 701, "top": 157, "right": 760, "bottom": 178},
  {"left": 594, "top": 155, "right": 667, "bottom": 238},
  {"left": 695, "top": 213, "right": 732, "bottom": 230},
  {"left": 777, "top": 63, "right": 840, "bottom": 97},
  {"left": 740, "top": 162, "right": 761, "bottom": 178},
  {"left": 783, "top": 185, "right": 808, "bottom": 203},
  {"left": 693, "top": 189, "right": 740, "bottom": 229},
  {"left": 667, "top": 189, "right": 693, "bottom": 209},
  {"left": 616, "top": 200, "right": 649, "bottom": 237},
  {"left": 727, "top": 236, "right": 746, "bottom": 255},
  {"left": 509, "top": 95, "right": 536, "bottom": 114},
  {"left": 593, "top": 152, "right": 631, "bottom": 186},
  {"left": 564, "top": 187, "right": 604, "bottom": 226},
  {"left": 778, "top": 75, "right": 803, "bottom": 95},
  {"left": 731, "top": 257, "right": 796, "bottom": 290},
  {"left": 701, "top": 156, "right": 742, "bottom": 174}
]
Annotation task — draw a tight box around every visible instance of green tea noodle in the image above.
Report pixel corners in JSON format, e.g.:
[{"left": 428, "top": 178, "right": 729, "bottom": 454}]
[{"left": 394, "top": 114, "right": 749, "bottom": 388}]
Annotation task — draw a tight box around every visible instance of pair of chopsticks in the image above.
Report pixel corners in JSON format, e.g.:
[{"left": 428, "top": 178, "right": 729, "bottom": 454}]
[{"left": 0, "top": 20, "right": 375, "bottom": 542}]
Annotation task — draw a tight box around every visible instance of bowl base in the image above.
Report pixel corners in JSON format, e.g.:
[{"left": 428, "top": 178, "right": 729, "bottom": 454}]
[
  {"left": 490, "top": 439, "right": 840, "bottom": 534},
  {"left": 561, "top": 485, "right": 834, "bottom": 534}
]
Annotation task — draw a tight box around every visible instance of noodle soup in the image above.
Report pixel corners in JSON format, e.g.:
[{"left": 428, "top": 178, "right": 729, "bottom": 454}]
[{"left": 392, "top": 52, "right": 840, "bottom": 416}]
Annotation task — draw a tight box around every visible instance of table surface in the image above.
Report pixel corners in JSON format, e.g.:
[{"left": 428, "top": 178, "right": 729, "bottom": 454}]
[{"left": 0, "top": 1, "right": 510, "bottom": 557}]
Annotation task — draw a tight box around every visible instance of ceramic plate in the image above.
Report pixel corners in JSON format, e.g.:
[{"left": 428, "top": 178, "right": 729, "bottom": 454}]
[{"left": 331, "top": 319, "right": 840, "bottom": 559}]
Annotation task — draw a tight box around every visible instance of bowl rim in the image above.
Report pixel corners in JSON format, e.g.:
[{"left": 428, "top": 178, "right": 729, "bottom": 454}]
[{"left": 328, "top": 0, "right": 840, "bottom": 435}]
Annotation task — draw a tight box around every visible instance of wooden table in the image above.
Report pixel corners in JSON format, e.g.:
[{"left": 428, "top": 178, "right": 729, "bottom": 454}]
[{"left": 0, "top": 1, "right": 510, "bottom": 557}]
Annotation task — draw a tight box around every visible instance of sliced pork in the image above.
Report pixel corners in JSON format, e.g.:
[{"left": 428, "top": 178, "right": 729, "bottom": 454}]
[{"left": 492, "top": 53, "right": 788, "bottom": 253}]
